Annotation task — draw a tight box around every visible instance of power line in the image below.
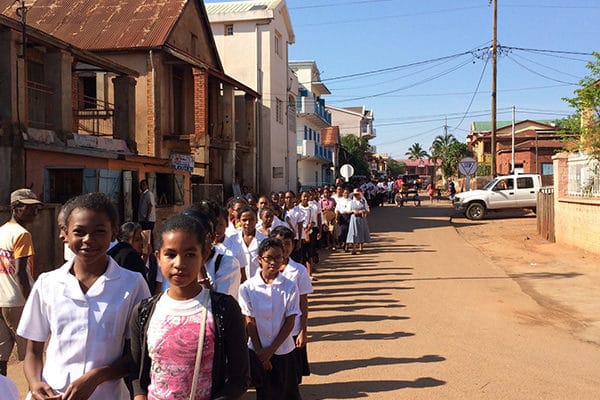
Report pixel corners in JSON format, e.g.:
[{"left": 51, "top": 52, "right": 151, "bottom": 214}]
[
  {"left": 506, "top": 55, "right": 577, "bottom": 85},
  {"left": 510, "top": 52, "right": 583, "bottom": 79},
  {"left": 289, "top": 0, "right": 394, "bottom": 10},
  {"left": 453, "top": 55, "right": 490, "bottom": 130}
]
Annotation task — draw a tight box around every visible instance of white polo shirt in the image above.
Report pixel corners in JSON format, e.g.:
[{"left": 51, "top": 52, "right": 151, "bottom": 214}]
[
  {"left": 282, "top": 259, "right": 313, "bottom": 336},
  {"left": 206, "top": 246, "right": 241, "bottom": 298},
  {"left": 283, "top": 206, "right": 305, "bottom": 240},
  {"left": 238, "top": 272, "right": 300, "bottom": 355},
  {"left": 17, "top": 257, "right": 150, "bottom": 399}
]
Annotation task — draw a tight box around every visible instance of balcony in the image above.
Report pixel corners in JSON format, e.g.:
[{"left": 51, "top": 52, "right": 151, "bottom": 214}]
[
  {"left": 298, "top": 139, "right": 333, "bottom": 163},
  {"left": 74, "top": 95, "right": 115, "bottom": 136},
  {"left": 296, "top": 96, "right": 332, "bottom": 128},
  {"left": 361, "top": 125, "right": 376, "bottom": 139}
]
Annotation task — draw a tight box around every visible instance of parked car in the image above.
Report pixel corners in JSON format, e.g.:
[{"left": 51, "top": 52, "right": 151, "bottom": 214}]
[{"left": 454, "top": 174, "right": 542, "bottom": 220}]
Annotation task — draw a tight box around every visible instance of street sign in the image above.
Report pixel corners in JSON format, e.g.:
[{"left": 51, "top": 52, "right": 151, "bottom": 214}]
[
  {"left": 340, "top": 164, "right": 355, "bottom": 181},
  {"left": 458, "top": 157, "right": 478, "bottom": 176}
]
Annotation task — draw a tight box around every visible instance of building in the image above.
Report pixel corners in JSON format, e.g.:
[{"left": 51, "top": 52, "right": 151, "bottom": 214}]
[
  {"left": 1, "top": 0, "right": 259, "bottom": 208},
  {"left": 467, "top": 120, "right": 571, "bottom": 183},
  {"left": 327, "top": 105, "right": 376, "bottom": 141},
  {"left": 289, "top": 61, "right": 334, "bottom": 189},
  {"left": 206, "top": 0, "right": 296, "bottom": 194}
]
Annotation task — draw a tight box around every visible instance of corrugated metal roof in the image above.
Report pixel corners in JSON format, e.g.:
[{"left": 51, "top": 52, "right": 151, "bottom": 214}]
[
  {"left": 0, "top": 0, "right": 187, "bottom": 50},
  {"left": 205, "top": 0, "right": 277, "bottom": 15}
]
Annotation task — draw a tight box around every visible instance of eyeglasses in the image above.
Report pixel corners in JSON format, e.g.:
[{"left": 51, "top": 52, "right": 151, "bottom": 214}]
[{"left": 260, "top": 256, "right": 284, "bottom": 265}]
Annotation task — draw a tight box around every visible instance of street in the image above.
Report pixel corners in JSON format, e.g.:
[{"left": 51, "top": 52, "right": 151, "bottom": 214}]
[{"left": 294, "top": 203, "right": 600, "bottom": 400}]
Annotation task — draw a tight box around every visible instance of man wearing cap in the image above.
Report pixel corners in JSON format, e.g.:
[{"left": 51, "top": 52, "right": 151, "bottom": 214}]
[
  {"left": 138, "top": 179, "right": 156, "bottom": 249},
  {"left": 0, "top": 189, "right": 40, "bottom": 375}
]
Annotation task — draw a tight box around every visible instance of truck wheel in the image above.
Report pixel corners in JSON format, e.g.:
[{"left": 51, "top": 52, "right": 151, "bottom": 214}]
[{"left": 466, "top": 203, "right": 485, "bottom": 220}]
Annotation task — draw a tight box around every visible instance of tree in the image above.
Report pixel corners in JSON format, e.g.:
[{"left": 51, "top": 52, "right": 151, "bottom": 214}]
[
  {"left": 340, "top": 135, "right": 371, "bottom": 177},
  {"left": 405, "top": 143, "right": 428, "bottom": 160},
  {"left": 386, "top": 159, "right": 406, "bottom": 177},
  {"left": 429, "top": 132, "right": 458, "bottom": 180},
  {"left": 440, "top": 141, "right": 472, "bottom": 178},
  {"left": 562, "top": 51, "right": 600, "bottom": 161}
]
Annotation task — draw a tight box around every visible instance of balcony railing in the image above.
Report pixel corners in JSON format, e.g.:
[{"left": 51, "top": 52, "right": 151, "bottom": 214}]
[
  {"left": 74, "top": 95, "right": 114, "bottom": 136},
  {"left": 361, "top": 125, "right": 376, "bottom": 138},
  {"left": 298, "top": 139, "right": 333, "bottom": 162},
  {"left": 296, "top": 97, "right": 331, "bottom": 125}
]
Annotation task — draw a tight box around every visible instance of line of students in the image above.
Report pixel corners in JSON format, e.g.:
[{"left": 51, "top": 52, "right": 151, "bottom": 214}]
[{"left": 14, "top": 192, "right": 313, "bottom": 400}]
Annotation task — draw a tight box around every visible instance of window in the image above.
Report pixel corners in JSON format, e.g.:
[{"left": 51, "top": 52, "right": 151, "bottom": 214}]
[
  {"left": 154, "top": 172, "right": 185, "bottom": 206},
  {"left": 80, "top": 75, "right": 97, "bottom": 109},
  {"left": 517, "top": 177, "right": 534, "bottom": 189},
  {"left": 541, "top": 163, "right": 553, "bottom": 175},
  {"left": 304, "top": 126, "right": 308, "bottom": 140},
  {"left": 273, "top": 167, "right": 284, "bottom": 179},
  {"left": 225, "top": 24, "right": 234, "bottom": 36},
  {"left": 191, "top": 33, "right": 198, "bottom": 56},
  {"left": 275, "top": 98, "right": 283, "bottom": 124},
  {"left": 274, "top": 31, "right": 281, "bottom": 57},
  {"left": 46, "top": 169, "right": 83, "bottom": 203}
]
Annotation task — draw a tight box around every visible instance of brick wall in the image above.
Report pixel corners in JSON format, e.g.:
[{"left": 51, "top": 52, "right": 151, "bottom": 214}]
[{"left": 193, "top": 67, "right": 208, "bottom": 136}]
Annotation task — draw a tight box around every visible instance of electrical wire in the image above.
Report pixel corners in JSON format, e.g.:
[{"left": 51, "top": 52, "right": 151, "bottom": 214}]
[
  {"left": 453, "top": 55, "right": 490, "bottom": 130},
  {"left": 506, "top": 55, "right": 578, "bottom": 85},
  {"left": 289, "top": 0, "right": 394, "bottom": 10},
  {"left": 510, "top": 52, "right": 587, "bottom": 79}
]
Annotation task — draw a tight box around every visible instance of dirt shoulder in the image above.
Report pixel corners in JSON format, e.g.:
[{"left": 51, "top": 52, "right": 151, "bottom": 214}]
[{"left": 452, "top": 209, "right": 600, "bottom": 346}]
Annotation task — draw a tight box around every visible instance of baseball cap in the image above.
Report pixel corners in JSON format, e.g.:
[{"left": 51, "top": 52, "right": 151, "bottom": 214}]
[{"left": 10, "top": 189, "right": 42, "bottom": 205}]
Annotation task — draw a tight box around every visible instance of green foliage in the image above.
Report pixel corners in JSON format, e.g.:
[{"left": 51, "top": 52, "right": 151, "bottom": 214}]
[
  {"left": 340, "top": 135, "right": 371, "bottom": 177},
  {"left": 405, "top": 143, "right": 429, "bottom": 159},
  {"left": 562, "top": 51, "right": 600, "bottom": 161},
  {"left": 386, "top": 159, "right": 406, "bottom": 177},
  {"left": 441, "top": 141, "right": 472, "bottom": 178}
]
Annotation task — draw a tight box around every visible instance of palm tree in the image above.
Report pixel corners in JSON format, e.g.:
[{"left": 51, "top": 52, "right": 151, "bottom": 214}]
[
  {"left": 405, "top": 143, "right": 428, "bottom": 160},
  {"left": 430, "top": 132, "right": 457, "bottom": 160}
]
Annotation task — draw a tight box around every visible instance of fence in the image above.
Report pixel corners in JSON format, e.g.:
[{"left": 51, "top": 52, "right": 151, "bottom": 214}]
[
  {"left": 568, "top": 154, "right": 600, "bottom": 197},
  {"left": 537, "top": 187, "right": 555, "bottom": 242}
]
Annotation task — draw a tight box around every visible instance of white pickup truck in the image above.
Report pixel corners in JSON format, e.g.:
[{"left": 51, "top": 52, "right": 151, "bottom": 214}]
[{"left": 453, "top": 174, "right": 542, "bottom": 220}]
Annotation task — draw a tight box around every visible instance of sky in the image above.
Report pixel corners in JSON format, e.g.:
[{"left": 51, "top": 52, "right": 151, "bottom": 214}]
[{"left": 207, "top": 0, "right": 600, "bottom": 159}]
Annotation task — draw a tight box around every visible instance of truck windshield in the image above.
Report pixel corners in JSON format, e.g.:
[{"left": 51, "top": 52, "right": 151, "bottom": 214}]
[{"left": 483, "top": 178, "right": 498, "bottom": 190}]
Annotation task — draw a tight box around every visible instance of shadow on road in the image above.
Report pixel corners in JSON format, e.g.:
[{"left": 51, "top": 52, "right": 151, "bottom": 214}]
[
  {"left": 309, "top": 329, "right": 415, "bottom": 342},
  {"left": 311, "top": 355, "right": 446, "bottom": 376},
  {"left": 300, "top": 377, "right": 446, "bottom": 399}
]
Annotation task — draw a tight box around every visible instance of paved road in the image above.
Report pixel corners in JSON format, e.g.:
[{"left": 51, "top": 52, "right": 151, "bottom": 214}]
[{"left": 293, "top": 203, "right": 600, "bottom": 400}]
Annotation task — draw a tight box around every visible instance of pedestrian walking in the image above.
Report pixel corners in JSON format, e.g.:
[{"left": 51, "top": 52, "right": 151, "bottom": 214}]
[
  {"left": 17, "top": 192, "right": 150, "bottom": 399},
  {"left": 346, "top": 188, "right": 371, "bottom": 254},
  {"left": 138, "top": 179, "right": 156, "bottom": 249},
  {"left": 0, "top": 189, "right": 41, "bottom": 376},
  {"left": 130, "top": 214, "right": 249, "bottom": 400}
]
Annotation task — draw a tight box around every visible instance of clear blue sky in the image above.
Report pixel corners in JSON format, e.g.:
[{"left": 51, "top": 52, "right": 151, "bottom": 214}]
[{"left": 208, "top": 0, "right": 599, "bottom": 159}]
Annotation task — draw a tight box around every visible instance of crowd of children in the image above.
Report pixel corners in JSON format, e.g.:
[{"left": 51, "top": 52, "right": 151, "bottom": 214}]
[{"left": 1, "top": 183, "right": 374, "bottom": 399}]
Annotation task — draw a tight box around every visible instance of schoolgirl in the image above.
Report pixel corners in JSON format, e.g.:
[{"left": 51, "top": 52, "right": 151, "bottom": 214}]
[
  {"left": 257, "top": 207, "right": 275, "bottom": 236},
  {"left": 130, "top": 214, "right": 249, "bottom": 400},
  {"left": 17, "top": 192, "right": 150, "bottom": 399},
  {"left": 270, "top": 226, "right": 313, "bottom": 381},
  {"left": 238, "top": 238, "right": 301, "bottom": 400},
  {"left": 228, "top": 206, "right": 267, "bottom": 281}
]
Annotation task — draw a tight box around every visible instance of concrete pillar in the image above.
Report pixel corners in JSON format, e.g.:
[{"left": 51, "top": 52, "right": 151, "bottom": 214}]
[
  {"left": 553, "top": 152, "right": 569, "bottom": 198},
  {"left": 45, "top": 49, "right": 73, "bottom": 135},
  {"left": 113, "top": 75, "right": 137, "bottom": 152}
]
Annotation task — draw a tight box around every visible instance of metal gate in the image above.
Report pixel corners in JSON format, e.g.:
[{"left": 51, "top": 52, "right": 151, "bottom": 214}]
[{"left": 537, "top": 187, "right": 555, "bottom": 242}]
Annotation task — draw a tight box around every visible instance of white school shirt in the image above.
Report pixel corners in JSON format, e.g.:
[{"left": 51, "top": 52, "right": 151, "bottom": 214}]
[
  {"left": 296, "top": 204, "right": 313, "bottom": 240},
  {"left": 17, "top": 257, "right": 150, "bottom": 399},
  {"left": 283, "top": 206, "right": 304, "bottom": 240},
  {"left": 224, "top": 221, "right": 238, "bottom": 238},
  {"left": 309, "top": 199, "right": 322, "bottom": 224},
  {"left": 206, "top": 246, "right": 241, "bottom": 298},
  {"left": 238, "top": 272, "right": 300, "bottom": 355},
  {"left": 335, "top": 197, "right": 350, "bottom": 214},
  {"left": 271, "top": 215, "right": 287, "bottom": 229},
  {"left": 221, "top": 234, "right": 245, "bottom": 275},
  {"left": 238, "top": 230, "right": 268, "bottom": 279},
  {"left": 282, "top": 259, "right": 313, "bottom": 336}
]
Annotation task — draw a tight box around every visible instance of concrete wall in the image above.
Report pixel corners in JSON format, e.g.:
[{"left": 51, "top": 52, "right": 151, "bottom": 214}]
[{"left": 553, "top": 153, "right": 600, "bottom": 254}]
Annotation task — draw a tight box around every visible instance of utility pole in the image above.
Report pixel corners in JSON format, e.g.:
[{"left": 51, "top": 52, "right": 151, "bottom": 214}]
[{"left": 490, "top": 0, "right": 498, "bottom": 177}]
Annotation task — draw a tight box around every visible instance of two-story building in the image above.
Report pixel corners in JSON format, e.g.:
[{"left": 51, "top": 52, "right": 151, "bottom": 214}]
[
  {"left": 467, "top": 119, "right": 572, "bottom": 183},
  {"left": 206, "top": 0, "right": 296, "bottom": 194},
  {"left": 289, "top": 61, "right": 334, "bottom": 189},
  {"left": 2, "top": 0, "right": 259, "bottom": 211}
]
